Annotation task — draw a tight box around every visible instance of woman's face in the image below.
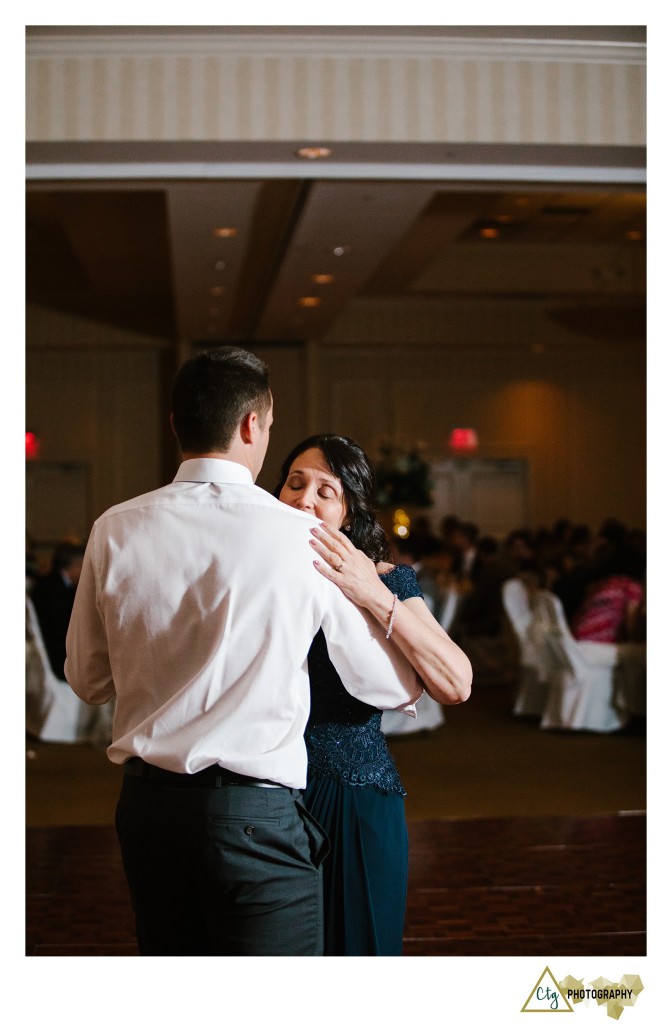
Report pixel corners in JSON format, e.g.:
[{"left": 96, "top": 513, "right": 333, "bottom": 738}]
[{"left": 279, "top": 447, "right": 349, "bottom": 530}]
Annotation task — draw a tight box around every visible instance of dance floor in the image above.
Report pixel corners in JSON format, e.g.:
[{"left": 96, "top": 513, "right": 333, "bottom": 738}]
[
  {"left": 26, "top": 811, "right": 645, "bottom": 956},
  {"left": 25, "top": 685, "right": 646, "bottom": 956}
]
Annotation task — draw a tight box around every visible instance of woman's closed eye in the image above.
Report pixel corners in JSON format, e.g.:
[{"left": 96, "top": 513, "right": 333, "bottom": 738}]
[{"left": 286, "top": 475, "right": 339, "bottom": 499}]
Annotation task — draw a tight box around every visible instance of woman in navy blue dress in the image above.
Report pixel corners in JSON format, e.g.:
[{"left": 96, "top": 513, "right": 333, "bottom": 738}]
[{"left": 277, "top": 435, "right": 472, "bottom": 955}]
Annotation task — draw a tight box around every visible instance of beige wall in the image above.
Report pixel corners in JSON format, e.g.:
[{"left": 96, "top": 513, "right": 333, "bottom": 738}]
[
  {"left": 308, "top": 338, "right": 645, "bottom": 533},
  {"left": 26, "top": 28, "right": 645, "bottom": 146},
  {"left": 26, "top": 302, "right": 645, "bottom": 540},
  {"left": 26, "top": 305, "right": 174, "bottom": 531}
]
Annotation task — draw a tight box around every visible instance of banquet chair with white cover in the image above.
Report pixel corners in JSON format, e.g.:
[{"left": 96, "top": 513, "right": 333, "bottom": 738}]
[
  {"left": 438, "top": 586, "right": 461, "bottom": 634},
  {"left": 503, "top": 578, "right": 552, "bottom": 717},
  {"left": 26, "top": 596, "right": 113, "bottom": 744},
  {"left": 534, "top": 591, "right": 628, "bottom": 733},
  {"left": 612, "top": 642, "right": 646, "bottom": 717}
]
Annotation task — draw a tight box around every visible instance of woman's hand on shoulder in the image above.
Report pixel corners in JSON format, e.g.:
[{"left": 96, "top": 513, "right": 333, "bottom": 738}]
[{"left": 309, "top": 522, "right": 389, "bottom": 610}]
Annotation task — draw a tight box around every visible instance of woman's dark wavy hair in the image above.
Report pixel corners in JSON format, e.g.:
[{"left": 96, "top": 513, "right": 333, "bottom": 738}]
[{"left": 276, "top": 434, "right": 391, "bottom": 563}]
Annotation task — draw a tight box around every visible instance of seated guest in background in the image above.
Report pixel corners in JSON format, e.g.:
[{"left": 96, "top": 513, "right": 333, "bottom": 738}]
[
  {"left": 31, "top": 541, "right": 84, "bottom": 680},
  {"left": 437, "top": 517, "right": 479, "bottom": 583},
  {"left": 451, "top": 521, "right": 480, "bottom": 581},
  {"left": 503, "top": 528, "right": 537, "bottom": 576},
  {"left": 451, "top": 536, "right": 512, "bottom": 640},
  {"left": 439, "top": 514, "right": 460, "bottom": 560},
  {"left": 552, "top": 523, "right": 595, "bottom": 622},
  {"left": 408, "top": 514, "right": 441, "bottom": 552},
  {"left": 551, "top": 517, "right": 574, "bottom": 552},
  {"left": 571, "top": 538, "right": 645, "bottom": 644},
  {"left": 595, "top": 516, "right": 628, "bottom": 552},
  {"left": 277, "top": 433, "right": 472, "bottom": 956},
  {"left": 515, "top": 557, "right": 547, "bottom": 596},
  {"left": 25, "top": 531, "right": 39, "bottom": 592},
  {"left": 392, "top": 532, "right": 443, "bottom": 615}
]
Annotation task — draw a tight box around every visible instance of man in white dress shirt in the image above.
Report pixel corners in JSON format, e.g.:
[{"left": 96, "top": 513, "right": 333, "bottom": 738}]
[{"left": 65, "top": 347, "right": 420, "bottom": 956}]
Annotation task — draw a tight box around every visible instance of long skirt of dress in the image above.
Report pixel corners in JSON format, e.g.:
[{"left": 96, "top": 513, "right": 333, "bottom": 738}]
[{"left": 303, "top": 775, "right": 408, "bottom": 956}]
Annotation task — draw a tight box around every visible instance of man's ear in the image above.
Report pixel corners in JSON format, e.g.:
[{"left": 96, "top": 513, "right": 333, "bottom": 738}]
[
  {"left": 169, "top": 413, "right": 178, "bottom": 438},
  {"left": 239, "top": 410, "right": 258, "bottom": 445}
]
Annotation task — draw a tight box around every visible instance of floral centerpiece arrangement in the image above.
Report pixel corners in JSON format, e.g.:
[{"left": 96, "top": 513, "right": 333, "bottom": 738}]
[{"left": 374, "top": 439, "right": 433, "bottom": 509}]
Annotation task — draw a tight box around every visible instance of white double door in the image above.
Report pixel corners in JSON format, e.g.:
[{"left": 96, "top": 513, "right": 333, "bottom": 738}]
[{"left": 429, "top": 457, "right": 529, "bottom": 538}]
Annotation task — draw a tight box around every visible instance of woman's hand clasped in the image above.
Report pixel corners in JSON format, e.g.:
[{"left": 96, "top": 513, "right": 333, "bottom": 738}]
[{"left": 310, "top": 523, "right": 384, "bottom": 608}]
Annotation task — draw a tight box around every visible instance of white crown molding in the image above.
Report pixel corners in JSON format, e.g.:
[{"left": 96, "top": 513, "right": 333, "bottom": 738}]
[
  {"left": 25, "top": 159, "right": 646, "bottom": 186},
  {"left": 25, "top": 31, "right": 645, "bottom": 65}
]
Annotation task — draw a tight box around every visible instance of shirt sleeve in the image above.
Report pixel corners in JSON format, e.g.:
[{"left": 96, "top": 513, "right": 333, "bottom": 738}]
[
  {"left": 64, "top": 527, "right": 116, "bottom": 705},
  {"left": 319, "top": 580, "right": 422, "bottom": 715}
]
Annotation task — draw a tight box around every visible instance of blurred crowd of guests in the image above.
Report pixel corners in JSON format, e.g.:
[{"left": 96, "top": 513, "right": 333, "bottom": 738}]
[
  {"left": 26, "top": 536, "right": 85, "bottom": 681},
  {"left": 26, "top": 513, "right": 645, "bottom": 692},
  {"left": 391, "top": 514, "right": 646, "bottom": 651}
]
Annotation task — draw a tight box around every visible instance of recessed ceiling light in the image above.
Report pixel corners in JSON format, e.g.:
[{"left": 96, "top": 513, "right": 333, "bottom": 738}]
[
  {"left": 213, "top": 227, "right": 238, "bottom": 238},
  {"left": 299, "top": 296, "right": 322, "bottom": 308},
  {"left": 296, "top": 146, "right": 332, "bottom": 160},
  {"left": 332, "top": 246, "right": 350, "bottom": 257},
  {"left": 311, "top": 274, "right": 334, "bottom": 285},
  {"left": 479, "top": 227, "right": 500, "bottom": 239}
]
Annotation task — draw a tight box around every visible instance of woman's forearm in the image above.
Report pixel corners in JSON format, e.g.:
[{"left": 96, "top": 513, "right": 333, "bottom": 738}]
[
  {"left": 364, "top": 586, "right": 472, "bottom": 704},
  {"left": 309, "top": 523, "right": 472, "bottom": 704}
]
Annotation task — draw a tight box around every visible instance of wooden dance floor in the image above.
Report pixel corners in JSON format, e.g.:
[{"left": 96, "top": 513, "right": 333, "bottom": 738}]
[{"left": 26, "top": 811, "right": 645, "bottom": 956}]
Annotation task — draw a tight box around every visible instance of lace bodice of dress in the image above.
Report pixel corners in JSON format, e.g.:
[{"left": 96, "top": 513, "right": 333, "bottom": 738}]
[{"left": 305, "top": 563, "right": 422, "bottom": 795}]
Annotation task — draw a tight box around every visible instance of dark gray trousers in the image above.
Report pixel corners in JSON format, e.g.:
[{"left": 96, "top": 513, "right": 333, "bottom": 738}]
[{"left": 115, "top": 772, "right": 329, "bottom": 955}]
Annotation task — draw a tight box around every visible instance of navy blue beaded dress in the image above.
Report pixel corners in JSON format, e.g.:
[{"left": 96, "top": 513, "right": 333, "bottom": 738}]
[{"left": 304, "top": 563, "right": 422, "bottom": 956}]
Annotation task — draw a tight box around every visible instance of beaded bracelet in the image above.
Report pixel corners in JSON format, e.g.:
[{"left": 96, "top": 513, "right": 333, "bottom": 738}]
[{"left": 385, "top": 594, "right": 397, "bottom": 639}]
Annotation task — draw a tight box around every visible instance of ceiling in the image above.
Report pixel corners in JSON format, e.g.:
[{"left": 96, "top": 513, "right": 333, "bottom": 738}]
[{"left": 26, "top": 141, "right": 646, "bottom": 346}]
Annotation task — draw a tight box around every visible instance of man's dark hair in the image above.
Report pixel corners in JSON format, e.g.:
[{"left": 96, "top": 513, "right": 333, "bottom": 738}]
[{"left": 171, "top": 347, "right": 271, "bottom": 453}]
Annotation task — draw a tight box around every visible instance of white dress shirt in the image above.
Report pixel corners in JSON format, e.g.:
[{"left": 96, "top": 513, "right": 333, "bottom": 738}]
[{"left": 65, "top": 459, "right": 421, "bottom": 788}]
